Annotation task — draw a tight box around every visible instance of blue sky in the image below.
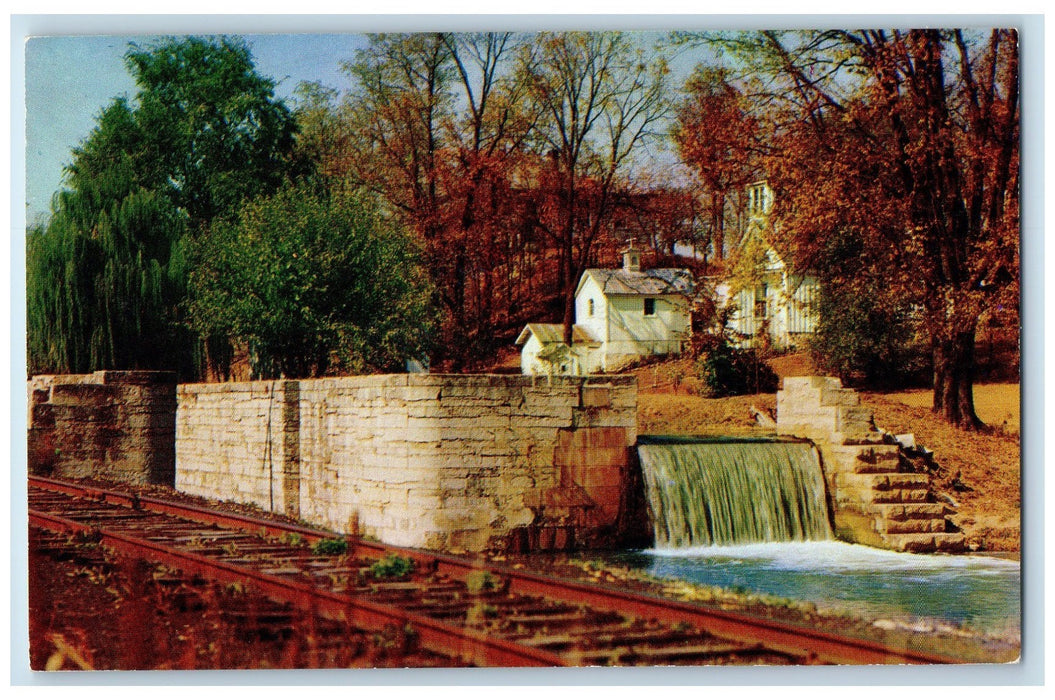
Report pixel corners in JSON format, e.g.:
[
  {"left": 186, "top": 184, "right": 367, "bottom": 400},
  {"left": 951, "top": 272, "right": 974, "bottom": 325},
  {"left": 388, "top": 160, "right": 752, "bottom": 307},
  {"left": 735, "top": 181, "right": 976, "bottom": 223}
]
[
  {"left": 23, "top": 28, "right": 724, "bottom": 224},
  {"left": 24, "top": 33, "right": 372, "bottom": 222}
]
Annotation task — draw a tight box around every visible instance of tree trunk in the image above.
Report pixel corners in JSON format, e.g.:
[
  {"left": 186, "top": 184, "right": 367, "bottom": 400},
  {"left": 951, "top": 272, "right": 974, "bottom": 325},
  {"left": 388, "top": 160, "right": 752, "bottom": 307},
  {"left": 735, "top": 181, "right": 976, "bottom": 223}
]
[
  {"left": 711, "top": 191, "right": 724, "bottom": 262},
  {"left": 932, "top": 323, "right": 984, "bottom": 430},
  {"left": 561, "top": 171, "right": 577, "bottom": 346},
  {"left": 561, "top": 260, "right": 576, "bottom": 345}
]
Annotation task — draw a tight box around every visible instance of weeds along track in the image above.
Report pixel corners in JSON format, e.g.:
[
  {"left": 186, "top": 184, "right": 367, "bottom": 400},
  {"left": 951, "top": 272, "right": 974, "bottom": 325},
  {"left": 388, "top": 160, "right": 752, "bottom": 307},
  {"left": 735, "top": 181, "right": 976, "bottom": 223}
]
[{"left": 29, "top": 475, "right": 957, "bottom": 667}]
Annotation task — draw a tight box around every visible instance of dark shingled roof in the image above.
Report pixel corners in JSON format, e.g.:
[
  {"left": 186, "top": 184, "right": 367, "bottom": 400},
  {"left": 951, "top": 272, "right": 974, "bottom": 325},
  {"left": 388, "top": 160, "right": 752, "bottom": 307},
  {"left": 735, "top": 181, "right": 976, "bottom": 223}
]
[{"left": 580, "top": 268, "right": 695, "bottom": 297}]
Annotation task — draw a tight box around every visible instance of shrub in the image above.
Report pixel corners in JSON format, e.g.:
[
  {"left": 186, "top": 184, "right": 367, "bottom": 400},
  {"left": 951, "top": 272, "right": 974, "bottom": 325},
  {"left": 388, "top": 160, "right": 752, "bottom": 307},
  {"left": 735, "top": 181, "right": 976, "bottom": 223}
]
[
  {"left": 694, "top": 335, "right": 778, "bottom": 397},
  {"left": 809, "top": 280, "right": 930, "bottom": 390},
  {"left": 464, "top": 571, "right": 498, "bottom": 595},
  {"left": 311, "top": 538, "right": 348, "bottom": 556},
  {"left": 190, "top": 183, "right": 437, "bottom": 379}
]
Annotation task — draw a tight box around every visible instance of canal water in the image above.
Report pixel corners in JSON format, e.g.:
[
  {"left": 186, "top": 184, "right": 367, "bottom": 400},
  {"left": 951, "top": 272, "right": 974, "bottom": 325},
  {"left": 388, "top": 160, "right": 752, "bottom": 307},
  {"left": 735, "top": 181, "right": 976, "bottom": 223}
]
[{"left": 603, "top": 541, "right": 1021, "bottom": 638}]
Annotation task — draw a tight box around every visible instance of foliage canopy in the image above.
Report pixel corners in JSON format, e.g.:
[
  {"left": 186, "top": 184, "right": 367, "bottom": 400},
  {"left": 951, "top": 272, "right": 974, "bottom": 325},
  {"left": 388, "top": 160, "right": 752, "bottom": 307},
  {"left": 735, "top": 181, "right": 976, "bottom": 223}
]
[
  {"left": 695, "top": 29, "right": 1019, "bottom": 428},
  {"left": 28, "top": 36, "right": 303, "bottom": 378},
  {"left": 189, "top": 183, "right": 437, "bottom": 379}
]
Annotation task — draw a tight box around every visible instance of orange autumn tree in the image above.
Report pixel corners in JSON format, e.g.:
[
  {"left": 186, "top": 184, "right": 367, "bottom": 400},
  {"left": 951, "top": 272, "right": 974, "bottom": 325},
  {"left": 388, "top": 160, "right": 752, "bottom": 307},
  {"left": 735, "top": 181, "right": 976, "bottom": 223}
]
[
  {"left": 673, "top": 66, "right": 760, "bottom": 262},
  {"left": 300, "top": 32, "right": 541, "bottom": 368},
  {"left": 434, "top": 32, "right": 539, "bottom": 365},
  {"left": 705, "top": 29, "right": 1019, "bottom": 429},
  {"left": 612, "top": 182, "right": 705, "bottom": 261}
]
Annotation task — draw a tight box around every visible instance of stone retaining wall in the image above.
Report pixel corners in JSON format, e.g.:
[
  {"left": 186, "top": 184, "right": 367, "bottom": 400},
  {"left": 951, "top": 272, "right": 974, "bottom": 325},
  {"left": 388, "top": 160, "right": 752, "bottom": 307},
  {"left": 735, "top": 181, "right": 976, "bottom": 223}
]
[
  {"left": 176, "top": 374, "right": 638, "bottom": 552},
  {"left": 28, "top": 371, "right": 177, "bottom": 485},
  {"left": 777, "top": 376, "right": 963, "bottom": 553}
]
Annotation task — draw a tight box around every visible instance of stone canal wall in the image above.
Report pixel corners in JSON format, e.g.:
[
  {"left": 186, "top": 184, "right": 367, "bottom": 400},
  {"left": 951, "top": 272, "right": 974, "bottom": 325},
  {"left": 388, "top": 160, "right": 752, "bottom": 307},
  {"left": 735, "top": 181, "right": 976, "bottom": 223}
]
[
  {"left": 175, "top": 374, "right": 638, "bottom": 552},
  {"left": 28, "top": 371, "right": 177, "bottom": 485}
]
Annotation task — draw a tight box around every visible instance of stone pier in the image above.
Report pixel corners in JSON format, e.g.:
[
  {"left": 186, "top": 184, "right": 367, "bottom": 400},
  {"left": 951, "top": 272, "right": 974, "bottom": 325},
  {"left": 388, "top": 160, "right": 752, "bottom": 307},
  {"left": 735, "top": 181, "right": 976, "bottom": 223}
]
[
  {"left": 28, "top": 370, "right": 177, "bottom": 486},
  {"left": 175, "top": 374, "right": 639, "bottom": 553}
]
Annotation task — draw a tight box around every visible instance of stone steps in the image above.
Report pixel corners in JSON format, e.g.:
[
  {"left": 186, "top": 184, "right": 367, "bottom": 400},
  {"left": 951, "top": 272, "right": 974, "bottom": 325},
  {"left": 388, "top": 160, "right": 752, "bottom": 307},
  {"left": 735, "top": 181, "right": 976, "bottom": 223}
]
[
  {"left": 879, "top": 517, "right": 950, "bottom": 535},
  {"left": 871, "top": 502, "right": 949, "bottom": 520},
  {"left": 881, "top": 533, "right": 967, "bottom": 554},
  {"left": 836, "top": 472, "right": 932, "bottom": 490},
  {"left": 868, "top": 499, "right": 955, "bottom": 539},
  {"left": 778, "top": 375, "right": 962, "bottom": 555},
  {"left": 833, "top": 480, "right": 930, "bottom": 505},
  {"left": 825, "top": 444, "right": 902, "bottom": 473}
]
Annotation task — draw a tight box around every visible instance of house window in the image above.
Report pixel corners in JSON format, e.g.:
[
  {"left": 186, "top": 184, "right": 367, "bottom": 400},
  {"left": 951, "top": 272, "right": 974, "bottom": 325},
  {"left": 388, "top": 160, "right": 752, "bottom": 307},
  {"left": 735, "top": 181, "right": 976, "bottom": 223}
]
[
  {"left": 754, "top": 285, "right": 768, "bottom": 319},
  {"left": 748, "top": 183, "right": 768, "bottom": 215},
  {"left": 644, "top": 298, "right": 657, "bottom": 316},
  {"left": 587, "top": 299, "right": 595, "bottom": 317}
]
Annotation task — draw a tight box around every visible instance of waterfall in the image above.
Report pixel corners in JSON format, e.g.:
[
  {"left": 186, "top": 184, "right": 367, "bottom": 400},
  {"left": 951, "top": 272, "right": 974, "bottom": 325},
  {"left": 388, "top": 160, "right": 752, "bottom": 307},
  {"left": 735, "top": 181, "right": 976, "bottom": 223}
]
[{"left": 637, "top": 436, "right": 833, "bottom": 548}]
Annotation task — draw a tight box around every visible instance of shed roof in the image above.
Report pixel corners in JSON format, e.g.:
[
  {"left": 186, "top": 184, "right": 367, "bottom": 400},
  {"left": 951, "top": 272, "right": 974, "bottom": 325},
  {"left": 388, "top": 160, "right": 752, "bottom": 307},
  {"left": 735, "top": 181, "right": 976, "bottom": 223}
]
[
  {"left": 515, "top": 323, "right": 601, "bottom": 347},
  {"left": 578, "top": 268, "right": 695, "bottom": 298}
]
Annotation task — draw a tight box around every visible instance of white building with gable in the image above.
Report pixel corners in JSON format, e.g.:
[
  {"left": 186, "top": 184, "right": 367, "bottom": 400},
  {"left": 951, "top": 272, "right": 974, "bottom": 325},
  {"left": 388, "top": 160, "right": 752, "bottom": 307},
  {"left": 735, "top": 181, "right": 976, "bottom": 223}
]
[
  {"left": 718, "top": 181, "right": 819, "bottom": 351},
  {"left": 517, "top": 246, "right": 695, "bottom": 375}
]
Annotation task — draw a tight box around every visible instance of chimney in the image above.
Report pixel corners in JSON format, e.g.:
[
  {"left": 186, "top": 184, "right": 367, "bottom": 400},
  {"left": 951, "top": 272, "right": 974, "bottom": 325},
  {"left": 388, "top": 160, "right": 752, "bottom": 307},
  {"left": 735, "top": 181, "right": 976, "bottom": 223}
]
[{"left": 622, "top": 243, "right": 641, "bottom": 272}]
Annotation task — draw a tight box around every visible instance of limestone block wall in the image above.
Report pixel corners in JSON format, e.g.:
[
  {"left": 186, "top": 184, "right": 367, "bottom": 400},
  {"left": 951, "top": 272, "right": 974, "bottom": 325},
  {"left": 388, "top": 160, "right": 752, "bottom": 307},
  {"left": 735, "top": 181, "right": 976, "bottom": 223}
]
[
  {"left": 776, "top": 376, "right": 962, "bottom": 553},
  {"left": 28, "top": 371, "right": 177, "bottom": 485},
  {"left": 175, "top": 380, "right": 302, "bottom": 516},
  {"left": 776, "top": 376, "right": 880, "bottom": 446},
  {"left": 176, "top": 374, "right": 638, "bottom": 552}
]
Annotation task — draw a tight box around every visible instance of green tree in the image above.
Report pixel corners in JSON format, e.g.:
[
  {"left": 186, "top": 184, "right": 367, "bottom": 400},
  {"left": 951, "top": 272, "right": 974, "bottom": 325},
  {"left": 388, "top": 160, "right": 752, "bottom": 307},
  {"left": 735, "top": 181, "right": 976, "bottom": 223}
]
[
  {"left": 189, "top": 183, "right": 437, "bottom": 379},
  {"left": 810, "top": 281, "right": 929, "bottom": 390},
  {"left": 808, "top": 233, "right": 928, "bottom": 388},
  {"left": 115, "top": 36, "right": 303, "bottom": 228},
  {"left": 27, "top": 183, "right": 191, "bottom": 375},
  {"left": 27, "top": 36, "right": 303, "bottom": 377}
]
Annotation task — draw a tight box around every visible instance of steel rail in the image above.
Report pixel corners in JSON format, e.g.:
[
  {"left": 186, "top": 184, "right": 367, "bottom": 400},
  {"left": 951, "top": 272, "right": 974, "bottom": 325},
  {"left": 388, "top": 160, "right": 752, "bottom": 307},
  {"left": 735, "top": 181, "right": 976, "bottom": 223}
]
[
  {"left": 28, "top": 507, "right": 563, "bottom": 668},
  {"left": 29, "top": 475, "right": 958, "bottom": 665}
]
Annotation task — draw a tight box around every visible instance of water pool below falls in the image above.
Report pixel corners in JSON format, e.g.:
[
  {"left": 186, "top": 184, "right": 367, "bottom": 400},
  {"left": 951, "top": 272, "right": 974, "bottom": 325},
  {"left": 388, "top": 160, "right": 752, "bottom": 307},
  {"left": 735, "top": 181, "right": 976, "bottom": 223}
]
[{"left": 629, "top": 436, "right": 1020, "bottom": 638}]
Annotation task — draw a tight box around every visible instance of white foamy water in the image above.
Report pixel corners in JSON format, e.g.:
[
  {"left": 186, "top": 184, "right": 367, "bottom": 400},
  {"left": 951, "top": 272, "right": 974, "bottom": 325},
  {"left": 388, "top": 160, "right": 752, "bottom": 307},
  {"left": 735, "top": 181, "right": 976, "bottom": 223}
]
[{"left": 646, "top": 539, "right": 1020, "bottom": 575}]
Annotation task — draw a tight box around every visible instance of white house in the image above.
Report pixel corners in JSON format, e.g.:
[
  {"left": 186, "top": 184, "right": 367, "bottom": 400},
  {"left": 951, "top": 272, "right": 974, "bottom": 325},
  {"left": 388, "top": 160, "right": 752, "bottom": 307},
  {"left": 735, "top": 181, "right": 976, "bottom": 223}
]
[
  {"left": 719, "top": 181, "right": 820, "bottom": 350},
  {"left": 517, "top": 246, "right": 694, "bottom": 375}
]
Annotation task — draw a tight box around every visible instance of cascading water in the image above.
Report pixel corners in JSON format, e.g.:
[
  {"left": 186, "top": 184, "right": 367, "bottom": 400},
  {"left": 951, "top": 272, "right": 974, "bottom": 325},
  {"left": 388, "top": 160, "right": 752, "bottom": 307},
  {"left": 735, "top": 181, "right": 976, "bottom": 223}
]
[{"left": 637, "top": 436, "right": 833, "bottom": 548}]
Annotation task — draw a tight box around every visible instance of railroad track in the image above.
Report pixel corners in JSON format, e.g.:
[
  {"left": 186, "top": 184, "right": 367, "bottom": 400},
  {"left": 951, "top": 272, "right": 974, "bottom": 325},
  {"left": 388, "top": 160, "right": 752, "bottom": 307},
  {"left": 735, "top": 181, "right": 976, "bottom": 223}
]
[{"left": 28, "top": 475, "right": 957, "bottom": 667}]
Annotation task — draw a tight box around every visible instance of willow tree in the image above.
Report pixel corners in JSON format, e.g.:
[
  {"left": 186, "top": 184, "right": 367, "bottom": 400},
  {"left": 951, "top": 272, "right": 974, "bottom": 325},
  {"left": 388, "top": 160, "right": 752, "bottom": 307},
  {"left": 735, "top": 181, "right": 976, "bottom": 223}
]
[
  {"left": 27, "top": 166, "right": 190, "bottom": 374},
  {"left": 27, "top": 36, "right": 302, "bottom": 377},
  {"left": 699, "top": 29, "right": 1019, "bottom": 429}
]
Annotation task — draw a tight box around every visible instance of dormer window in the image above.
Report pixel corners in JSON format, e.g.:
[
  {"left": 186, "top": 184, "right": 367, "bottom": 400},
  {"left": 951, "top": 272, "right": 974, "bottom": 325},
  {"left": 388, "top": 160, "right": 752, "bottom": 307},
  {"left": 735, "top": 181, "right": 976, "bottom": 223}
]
[
  {"left": 748, "top": 182, "right": 770, "bottom": 216},
  {"left": 644, "top": 298, "right": 657, "bottom": 316}
]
